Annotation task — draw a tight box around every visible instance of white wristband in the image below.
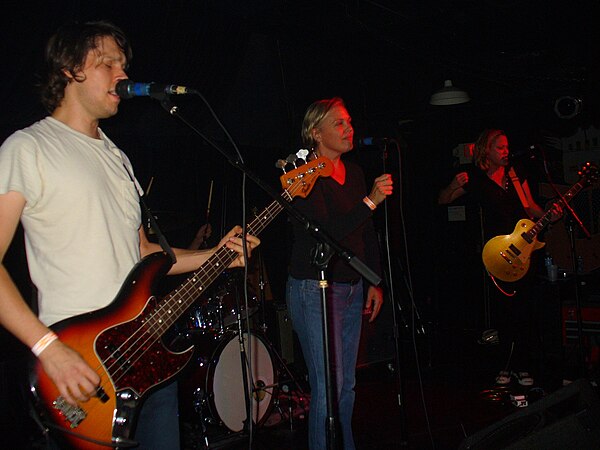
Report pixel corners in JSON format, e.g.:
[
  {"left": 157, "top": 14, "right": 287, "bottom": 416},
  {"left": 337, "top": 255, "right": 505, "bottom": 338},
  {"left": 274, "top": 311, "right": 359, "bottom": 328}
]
[
  {"left": 363, "top": 196, "right": 377, "bottom": 211},
  {"left": 31, "top": 331, "right": 58, "bottom": 357}
]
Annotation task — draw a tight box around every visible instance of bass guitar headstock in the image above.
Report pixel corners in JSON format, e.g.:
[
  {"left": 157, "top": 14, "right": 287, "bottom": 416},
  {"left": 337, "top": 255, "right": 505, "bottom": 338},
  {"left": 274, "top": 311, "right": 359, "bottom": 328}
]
[{"left": 276, "top": 149, "right": 332, "bottom": 199}]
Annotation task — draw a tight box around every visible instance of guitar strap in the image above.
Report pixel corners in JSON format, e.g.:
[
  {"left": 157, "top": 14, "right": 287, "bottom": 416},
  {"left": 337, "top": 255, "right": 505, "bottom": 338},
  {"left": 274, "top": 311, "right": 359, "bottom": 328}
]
[
  {"left": 121, "top": 163, "right": 177, "bottom": 264},
  {"left": 507, "top": 167, "right": 531, "bottom": 211}
]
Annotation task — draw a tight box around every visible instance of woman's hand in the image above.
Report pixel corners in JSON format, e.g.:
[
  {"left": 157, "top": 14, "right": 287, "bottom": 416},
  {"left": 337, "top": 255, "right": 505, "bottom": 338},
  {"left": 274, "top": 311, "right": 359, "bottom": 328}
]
[
  {"left": 368, "top": 174, "right": 394, "bottom": 206},
  {"left": 451, "top": 172, "right": 469, "bottom": 190},
  {"left": 546, "top": 201, "right": 564, "bottom": 223},
  {"left": 364, "top": 286, "right": 384, "bottom": 322}
]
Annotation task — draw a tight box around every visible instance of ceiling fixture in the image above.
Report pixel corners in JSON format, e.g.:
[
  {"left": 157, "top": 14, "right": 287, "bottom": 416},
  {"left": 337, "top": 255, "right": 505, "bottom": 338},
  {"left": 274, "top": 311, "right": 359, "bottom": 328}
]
[
  {"left": 429, "top": 80, "right": 471, "bottom": 106},
  {"left": 554, "top": 96, "right": 582, "bottom": 119}
]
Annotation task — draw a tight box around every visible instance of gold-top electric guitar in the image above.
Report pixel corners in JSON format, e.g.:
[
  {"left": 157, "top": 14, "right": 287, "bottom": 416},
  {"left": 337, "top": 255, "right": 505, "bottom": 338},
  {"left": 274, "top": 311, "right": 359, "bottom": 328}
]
[
  {"left": 482, "top": 162, "right": 598, "bottom": 282},
  {"left": 30, "top": 153, "right": 331, "bottom": 449}
]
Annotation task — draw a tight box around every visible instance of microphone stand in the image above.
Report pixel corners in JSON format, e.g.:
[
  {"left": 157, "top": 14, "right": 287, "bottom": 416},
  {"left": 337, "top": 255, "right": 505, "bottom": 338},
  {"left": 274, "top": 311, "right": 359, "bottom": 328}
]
[
  {"left": 311, "top": 242, "right": 340, "bottom": 450},
  {"left": 378, "top": 140, "right": 409, "bottom": 447},
  {"left": 543, "top": 159, "right": 592, "bottom": 380},
  {"left": 152, "top": 93, "right": 382, "bottom": 450},
  {"left": 153, "top": 93, "right": 382, "bottom": 288},
  {"left": 562, "top": 208, "right": 591, "bottom": 379},
  {"left": 253, "top": 238, "right": 307, "bottom": 431}
]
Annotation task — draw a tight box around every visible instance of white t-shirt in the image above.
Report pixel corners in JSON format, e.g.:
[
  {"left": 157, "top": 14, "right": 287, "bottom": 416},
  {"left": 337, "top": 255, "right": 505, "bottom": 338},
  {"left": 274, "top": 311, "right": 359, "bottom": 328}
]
[{"left": 0, "top": 116, "right": 143, "bottom": 326}]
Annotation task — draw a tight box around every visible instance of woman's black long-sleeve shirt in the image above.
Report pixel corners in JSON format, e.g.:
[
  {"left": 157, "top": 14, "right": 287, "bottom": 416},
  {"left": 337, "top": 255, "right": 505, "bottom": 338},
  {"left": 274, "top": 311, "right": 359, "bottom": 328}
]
[{"left": 288, "top": 159, "right": 381, "bottom": 283}]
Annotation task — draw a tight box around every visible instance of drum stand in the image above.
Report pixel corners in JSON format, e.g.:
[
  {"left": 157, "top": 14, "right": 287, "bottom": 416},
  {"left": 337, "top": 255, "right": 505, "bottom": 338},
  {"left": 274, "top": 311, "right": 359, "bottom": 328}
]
[
  {"left": 253, "top": 247, "right": 308, "bottom": 430},
  {"left": 190, "top": 389, "right": 210, "bottom": 449}
]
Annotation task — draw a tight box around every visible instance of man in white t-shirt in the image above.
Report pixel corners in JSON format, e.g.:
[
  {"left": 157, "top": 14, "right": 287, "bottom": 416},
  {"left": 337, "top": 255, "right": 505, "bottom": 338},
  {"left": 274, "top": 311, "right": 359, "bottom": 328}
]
[{"left": 0, "top": 21, "right": 259, "bottom": 449}]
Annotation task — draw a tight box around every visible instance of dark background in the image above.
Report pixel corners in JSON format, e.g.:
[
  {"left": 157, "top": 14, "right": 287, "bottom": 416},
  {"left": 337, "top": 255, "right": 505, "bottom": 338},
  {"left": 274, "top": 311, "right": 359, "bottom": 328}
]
[
  {"left": 2, "top": 0, "right": 600, "bottom": 393},
  {"left": 2, "top": 1, "right": 600, "bottom": 446}
]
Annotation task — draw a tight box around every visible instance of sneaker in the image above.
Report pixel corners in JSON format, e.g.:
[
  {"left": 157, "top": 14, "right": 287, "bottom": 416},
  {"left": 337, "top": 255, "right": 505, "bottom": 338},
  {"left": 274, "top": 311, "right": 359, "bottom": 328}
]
[
  {"left": 513, "top": 371, "right": 534, "bottom": 386},
  {"left": 495, "top": 370, "right": 511, "bottom": 385}
]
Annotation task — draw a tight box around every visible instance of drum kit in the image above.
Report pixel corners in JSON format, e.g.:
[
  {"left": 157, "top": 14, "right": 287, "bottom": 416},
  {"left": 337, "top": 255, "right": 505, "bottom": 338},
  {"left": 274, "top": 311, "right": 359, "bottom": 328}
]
[{"left": 167, "top": 268, "right": 304, "bottom": 447}]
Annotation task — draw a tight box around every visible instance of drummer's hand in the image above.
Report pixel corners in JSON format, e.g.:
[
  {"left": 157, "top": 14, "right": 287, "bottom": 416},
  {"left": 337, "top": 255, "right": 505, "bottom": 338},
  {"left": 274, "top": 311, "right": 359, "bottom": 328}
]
[{"left": 219, "top": 226, "right": 260, "bottom": 268}]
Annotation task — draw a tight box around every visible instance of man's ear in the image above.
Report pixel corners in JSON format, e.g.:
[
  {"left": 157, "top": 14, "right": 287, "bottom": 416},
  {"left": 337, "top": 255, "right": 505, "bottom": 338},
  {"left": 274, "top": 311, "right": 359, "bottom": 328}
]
[{"left": 62, "top": 68, "right": 73, "bottom": 80}]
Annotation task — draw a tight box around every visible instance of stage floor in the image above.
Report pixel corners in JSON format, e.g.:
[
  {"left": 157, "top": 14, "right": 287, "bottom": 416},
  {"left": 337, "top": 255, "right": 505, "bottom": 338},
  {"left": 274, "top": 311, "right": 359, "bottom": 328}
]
[
  {"left": 178, "top": 339, "right": 598, "bottom": 450},
  {"left": 13, "top": 324, "right": 599, "bottom": 449}
]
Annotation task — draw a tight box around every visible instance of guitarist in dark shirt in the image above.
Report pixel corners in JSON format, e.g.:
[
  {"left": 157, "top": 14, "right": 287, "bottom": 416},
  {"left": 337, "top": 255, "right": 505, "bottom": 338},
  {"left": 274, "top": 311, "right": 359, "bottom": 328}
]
[{"left": 439, "top": 129, "right": 561, "bottom": 387}]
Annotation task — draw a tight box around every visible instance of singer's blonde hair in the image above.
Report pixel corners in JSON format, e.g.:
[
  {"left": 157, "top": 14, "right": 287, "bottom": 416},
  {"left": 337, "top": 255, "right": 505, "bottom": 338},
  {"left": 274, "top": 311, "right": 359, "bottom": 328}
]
[
  {"left": 301, "top": 97, "right": 346, "bottom": 150},
  {"left": 473, "top": 129, "right": 506, "bottom": 171}
]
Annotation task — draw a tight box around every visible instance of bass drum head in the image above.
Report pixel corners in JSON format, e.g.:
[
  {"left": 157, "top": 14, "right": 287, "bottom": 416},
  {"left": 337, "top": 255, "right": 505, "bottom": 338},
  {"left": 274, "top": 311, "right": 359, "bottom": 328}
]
[{"left": 208, "top": 332, "right": 276, "bottom": 432}]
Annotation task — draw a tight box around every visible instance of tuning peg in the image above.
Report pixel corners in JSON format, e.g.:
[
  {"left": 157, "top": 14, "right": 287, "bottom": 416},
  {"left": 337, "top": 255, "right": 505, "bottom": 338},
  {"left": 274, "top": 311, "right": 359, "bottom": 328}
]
[
  {"left": 296, "top": 149, "right": 309, "bottom": 162},
  {"left": 275, "top": 159, "right": 287, "bottom": 172},
  {"left": 286, "top": 154, "right": 298, "bottom": 168}
]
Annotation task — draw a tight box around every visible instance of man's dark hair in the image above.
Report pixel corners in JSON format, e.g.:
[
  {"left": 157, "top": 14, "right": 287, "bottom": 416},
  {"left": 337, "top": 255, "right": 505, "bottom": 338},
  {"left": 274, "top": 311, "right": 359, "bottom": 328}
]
[{"left": 40, "top": 20, "right": 132, "bottom": 112}]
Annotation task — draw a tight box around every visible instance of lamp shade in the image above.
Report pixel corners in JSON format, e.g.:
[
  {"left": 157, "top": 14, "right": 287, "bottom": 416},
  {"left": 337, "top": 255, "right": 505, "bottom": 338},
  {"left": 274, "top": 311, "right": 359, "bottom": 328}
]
[{"left": 430, "top": 80, "right": 470, "bottom": 106}]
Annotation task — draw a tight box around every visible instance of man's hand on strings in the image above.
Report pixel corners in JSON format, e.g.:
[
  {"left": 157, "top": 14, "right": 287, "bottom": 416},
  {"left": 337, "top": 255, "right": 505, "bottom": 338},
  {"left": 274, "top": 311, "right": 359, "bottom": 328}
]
[{"left": 219, "top": 225, "right": 261, "bottom": 268}]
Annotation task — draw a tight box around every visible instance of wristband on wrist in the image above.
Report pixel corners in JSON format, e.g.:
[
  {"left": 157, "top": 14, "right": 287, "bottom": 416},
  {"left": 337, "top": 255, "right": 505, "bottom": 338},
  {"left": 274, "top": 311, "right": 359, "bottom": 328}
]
[
  {"left": 31, "top": 331, "right": 58, "bottom": 357},
  {"left": 363, "top": 196, "right": 377, "bottom": 211}
]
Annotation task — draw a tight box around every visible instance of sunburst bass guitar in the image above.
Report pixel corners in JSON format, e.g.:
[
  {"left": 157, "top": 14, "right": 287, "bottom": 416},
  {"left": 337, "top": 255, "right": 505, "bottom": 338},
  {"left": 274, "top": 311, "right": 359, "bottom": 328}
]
[
  {"left": 482, "top": 162, "right": 598, "bottom": 282},
  {"left": 30, "top": 153, "right": 331, "bottom": 449}
]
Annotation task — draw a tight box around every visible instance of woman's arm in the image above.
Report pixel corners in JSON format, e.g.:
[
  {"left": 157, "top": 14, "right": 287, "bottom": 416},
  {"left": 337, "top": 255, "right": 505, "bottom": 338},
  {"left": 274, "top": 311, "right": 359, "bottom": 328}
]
[{"left": 438, "top": 172, "right": 469, "bottom": 204}]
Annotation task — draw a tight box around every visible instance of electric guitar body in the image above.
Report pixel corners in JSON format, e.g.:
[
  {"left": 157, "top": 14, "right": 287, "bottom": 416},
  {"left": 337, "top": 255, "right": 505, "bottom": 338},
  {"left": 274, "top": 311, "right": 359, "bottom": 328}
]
[
  {"left": 482, "top": 162, "right": 598, "bottom": 283},
  {"left": 482, "top": 218, "right": 545, "bottom": 282}
]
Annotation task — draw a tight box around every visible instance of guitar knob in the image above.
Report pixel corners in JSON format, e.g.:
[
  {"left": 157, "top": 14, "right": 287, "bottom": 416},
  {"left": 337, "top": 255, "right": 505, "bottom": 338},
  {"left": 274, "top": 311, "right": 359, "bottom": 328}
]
[
  {"left": 296, "top": 149, "right": 309, "bottom": 163},
  {"left": 286, "top": 154, "right": 298, "bottom": 168},
  {"left": 274, "top": 159, "right": 287, "bottom": 172},
  {"left": 95, "top": 386, "right": 109, "bottom": 403}
]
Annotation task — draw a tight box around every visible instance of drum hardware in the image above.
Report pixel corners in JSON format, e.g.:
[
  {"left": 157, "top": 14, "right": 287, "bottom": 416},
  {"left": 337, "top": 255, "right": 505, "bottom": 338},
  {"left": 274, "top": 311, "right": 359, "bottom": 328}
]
[
  {"left": 179, "top": 330, "right": 276, "bottom": 436},
  {"left": 263, "top": 378, "right": 309, "bottom": 431},
  {"left": 189, "top": 387, "right": 210, "bottom": 449},
  {"left": 233, "top": 301, "right": 254, "bottom": 437},
  {"left": 179, "top": 250, "right": 306, "bottom": 447},
  {"left": 166, "top": 271, "right": 259, "bottom": 351},
  {"left": 246, "top": 244, "right": 306, "bottom": 430},
  {"left": 252, "top": 380, "right": 268, "bottom": 401}
]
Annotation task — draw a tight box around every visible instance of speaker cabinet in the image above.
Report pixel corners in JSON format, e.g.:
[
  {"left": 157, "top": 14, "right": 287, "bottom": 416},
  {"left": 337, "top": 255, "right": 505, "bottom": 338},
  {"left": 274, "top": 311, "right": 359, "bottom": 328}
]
[
  {"left": 263, "top": 301, "right": 295, "bottom": 365},
  {"left": 459, "top": 379, "right": 600, "bottom": 449}
]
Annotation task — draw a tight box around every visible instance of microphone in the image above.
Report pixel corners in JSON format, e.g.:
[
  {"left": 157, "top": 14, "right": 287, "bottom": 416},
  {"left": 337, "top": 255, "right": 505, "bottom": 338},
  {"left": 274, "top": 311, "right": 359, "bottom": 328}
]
[
  {"left": 115, "top": 80, "right": 193, "bottom": 99},
  {"left": 509, "top": 145, "right": 538, "bottom": 161},
  {"left": 357, "top": 137, "right": 389, "bottom": 147}
]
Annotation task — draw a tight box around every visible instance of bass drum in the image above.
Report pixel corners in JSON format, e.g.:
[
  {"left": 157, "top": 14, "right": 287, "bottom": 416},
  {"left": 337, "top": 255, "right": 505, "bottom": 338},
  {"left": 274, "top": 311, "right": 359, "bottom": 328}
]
[{"left": 181, "top": 331, "right": 277, "bottom": 432}]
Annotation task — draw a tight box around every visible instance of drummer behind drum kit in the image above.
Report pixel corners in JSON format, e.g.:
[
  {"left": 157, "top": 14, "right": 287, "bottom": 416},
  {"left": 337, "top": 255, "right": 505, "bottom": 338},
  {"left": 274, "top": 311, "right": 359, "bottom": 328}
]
[{"left": 168, "top": 267, "right": 307, "bottom": 446}]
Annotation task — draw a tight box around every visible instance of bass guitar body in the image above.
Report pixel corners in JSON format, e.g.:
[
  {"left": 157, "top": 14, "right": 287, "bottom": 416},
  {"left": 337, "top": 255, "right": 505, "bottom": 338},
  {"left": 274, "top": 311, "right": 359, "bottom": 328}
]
[
  {"left": 482, "top": 219, "right": 546, "bottom": 282},
  {"left": 29, "top": 154, "right": 333, "bottom": 449},
  {"left": 30, "top": 252, "right": 194, "bottom": 450}
]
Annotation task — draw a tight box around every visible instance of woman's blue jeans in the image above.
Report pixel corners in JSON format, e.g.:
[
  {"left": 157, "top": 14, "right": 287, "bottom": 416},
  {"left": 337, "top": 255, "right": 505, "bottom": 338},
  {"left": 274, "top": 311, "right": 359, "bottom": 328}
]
[{"left": 286, "top": 276, "right": 363, "bottom": 450}]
